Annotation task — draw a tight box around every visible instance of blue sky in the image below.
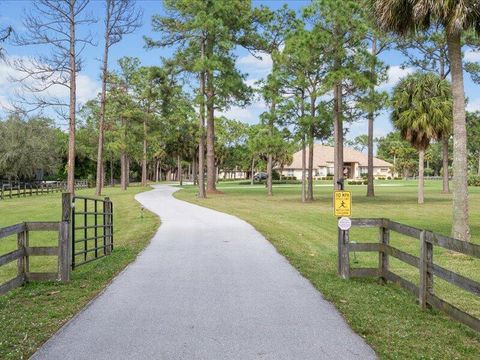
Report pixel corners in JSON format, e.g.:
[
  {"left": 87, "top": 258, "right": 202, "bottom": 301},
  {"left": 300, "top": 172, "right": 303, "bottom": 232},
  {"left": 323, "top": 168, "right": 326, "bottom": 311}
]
[{"left": 1, "top": 0, "right": 480, "bottom": 147}]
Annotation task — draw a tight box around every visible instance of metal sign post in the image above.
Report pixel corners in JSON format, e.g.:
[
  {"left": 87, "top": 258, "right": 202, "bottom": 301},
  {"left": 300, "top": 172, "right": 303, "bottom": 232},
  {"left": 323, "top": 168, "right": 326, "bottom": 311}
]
[{"left": 336, "top": 178, "right": 351, "bottom": 278}]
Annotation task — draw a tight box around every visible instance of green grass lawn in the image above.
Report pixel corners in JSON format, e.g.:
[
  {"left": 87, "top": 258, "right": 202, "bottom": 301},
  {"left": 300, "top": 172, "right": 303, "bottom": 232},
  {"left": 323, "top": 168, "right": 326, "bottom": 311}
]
[
  {"left": 0, "top": 186, "right": 159, "bottom": 360},
  {"left": 176, "top": 180, "right": 480, "bottom": 359}
]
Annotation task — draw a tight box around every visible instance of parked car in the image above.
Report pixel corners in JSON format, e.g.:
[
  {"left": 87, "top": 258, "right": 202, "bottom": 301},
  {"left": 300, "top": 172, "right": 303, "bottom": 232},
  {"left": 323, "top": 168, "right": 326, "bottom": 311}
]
[{"left": 253, "top": 172, "right": 268, "bottom": 181}]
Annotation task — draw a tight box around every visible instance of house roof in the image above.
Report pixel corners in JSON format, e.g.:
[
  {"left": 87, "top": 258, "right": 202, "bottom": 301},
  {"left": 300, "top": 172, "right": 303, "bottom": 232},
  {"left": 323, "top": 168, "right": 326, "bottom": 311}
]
[{"left": 284, "top": 144, "right": 393, "bottom": 169}]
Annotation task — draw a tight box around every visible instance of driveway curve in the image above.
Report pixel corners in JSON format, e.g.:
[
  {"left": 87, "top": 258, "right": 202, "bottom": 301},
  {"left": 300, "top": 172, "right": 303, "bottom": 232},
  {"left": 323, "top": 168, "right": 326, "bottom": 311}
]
[{"left": 33, "top": 184, "right": 376, "bottom": 360}]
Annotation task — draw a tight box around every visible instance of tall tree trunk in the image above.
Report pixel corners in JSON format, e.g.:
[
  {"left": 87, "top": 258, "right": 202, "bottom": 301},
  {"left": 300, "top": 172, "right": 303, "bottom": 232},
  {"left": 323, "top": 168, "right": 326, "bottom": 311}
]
[
  {"left": 366, "top": 109, "right": 375, "bottom": 196},
  {"left": 177, "top": 154, "right": 182, "bottom": 186},
  {"left": 110, "top": 155, "right": 114, "bottom": 186},
  {"left": 333, "top": 27, "right": 344, "bottom": 191},
  {"left": 205, "top": 80, "right": 216, "bottom": 192},
  {"left": 393, "top": 154, "right": 397, "bottom": 177},
  {"left": 440, "top": 50, "right": 449, "bottom": 196},
  {"left": 266, "top": 97, "right": 276, "bottom": 197},
  {"left": 307, "top": 96, "right": 316, "bottom": 201},
  {"left": 367, "top": 37, "right": 377, "bottom": 197},
  {"left": 250, "top": 158, "right": 255, "bottom": 185},
  {"left": 447, "top": 32, "right": 470, "bottom": 241},
  {"left": 192, "top": 148, "right": 198, "bottom": 185},
  {"left": 301, "top": 135, "right": 306, "bottom": 203},
  {"left": 120, "top": 152, "right": 127, "bottom": 190},
  {"left": 300, "top": 90, "right": 306, "bottom": 203},
  {"left": 197, "top": 40, "right": 206, "bottom": 197},
  {"left": 267, "top": 154, "right": 273, "bottom": 196},
  {"left": 205, "top": 36, "right": 216, "bottom": 193},
  {"left": 102, "top": 165, "right": 105, "bottom": 189},
  {"left": 67, "top": 2, "right": 76, "bottom": 195},
  {"left": 442, "top": 136, "right": 450, "bottom": 193},
  {"left": 95, "top": 0, "right": 111, "bottom": 197},
  {"left": 141, "top": 117, "right": 147, "bottom": 186},
  {"left": 126, "top": 156, "right": 130, "bottom": 187},
  {"left": 478, "top": 153, "right": 480, "bottom": 176},
  {"left": 307, "top": 127, "right": 314, "bottom": 201},
  {"left": 418, "top": 149, "right": 425, "bottom": 204},
  {"left": 333, "top": 81, "right": 343, "bottom": 190}
]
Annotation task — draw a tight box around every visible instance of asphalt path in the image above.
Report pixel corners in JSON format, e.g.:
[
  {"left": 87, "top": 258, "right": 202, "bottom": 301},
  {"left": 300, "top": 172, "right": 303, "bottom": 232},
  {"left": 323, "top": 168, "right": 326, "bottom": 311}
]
[{"left": 32, "top": 185, "right": 376, "bottom": 360}]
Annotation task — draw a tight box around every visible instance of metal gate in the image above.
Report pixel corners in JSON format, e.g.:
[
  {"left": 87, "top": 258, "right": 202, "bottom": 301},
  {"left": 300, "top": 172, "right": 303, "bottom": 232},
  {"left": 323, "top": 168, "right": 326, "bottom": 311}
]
[{"left": 71, "top": 196, "right": 113, "bottom": 269}]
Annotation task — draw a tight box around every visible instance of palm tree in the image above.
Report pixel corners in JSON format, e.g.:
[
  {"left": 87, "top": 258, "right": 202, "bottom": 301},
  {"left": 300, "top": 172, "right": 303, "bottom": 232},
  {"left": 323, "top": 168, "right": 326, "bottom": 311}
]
[
  {"left": 375, "top": 0, "right": 479, "bottom": 240},
  {"left": 391, "top": 72, "right": 452, "bottom": 204}
]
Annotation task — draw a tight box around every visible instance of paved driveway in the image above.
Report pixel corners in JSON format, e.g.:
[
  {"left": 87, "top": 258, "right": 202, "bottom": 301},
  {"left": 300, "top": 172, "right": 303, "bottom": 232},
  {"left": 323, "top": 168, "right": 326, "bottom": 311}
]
[{"left": 33, "top": 185, "right": 376, "bottom": 360}]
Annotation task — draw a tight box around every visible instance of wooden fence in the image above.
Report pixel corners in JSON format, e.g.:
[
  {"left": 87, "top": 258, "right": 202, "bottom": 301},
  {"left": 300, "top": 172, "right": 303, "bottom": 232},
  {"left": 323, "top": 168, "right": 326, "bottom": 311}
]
[
  {"left": 0, "top": 180, "right": 88, "bottom": 200},
  {"left": 338, "top": 218, "right": 480, "bottom": 332},
  {"left": 0, "top": 194, "right": 73, "bottom": 295}
]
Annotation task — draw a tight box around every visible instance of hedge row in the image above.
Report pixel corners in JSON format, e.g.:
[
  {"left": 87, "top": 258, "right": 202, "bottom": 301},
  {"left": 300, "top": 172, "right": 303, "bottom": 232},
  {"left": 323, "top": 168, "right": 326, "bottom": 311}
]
[{"left": 238, "top": 180, "right": 302, "bottom": 185}]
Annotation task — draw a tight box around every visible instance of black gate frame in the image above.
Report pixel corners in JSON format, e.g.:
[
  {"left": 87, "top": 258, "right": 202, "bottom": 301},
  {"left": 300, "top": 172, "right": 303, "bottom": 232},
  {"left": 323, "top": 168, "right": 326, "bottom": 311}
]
[{"left": 71, "top": 196, "right": 113, "bottom": 269}]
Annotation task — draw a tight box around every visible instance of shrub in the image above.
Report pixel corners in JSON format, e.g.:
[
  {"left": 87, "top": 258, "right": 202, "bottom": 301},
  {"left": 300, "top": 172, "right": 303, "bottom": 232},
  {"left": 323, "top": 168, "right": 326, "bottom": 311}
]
[
  {"left": 347, "top": 180, "right": 365, "bottom": 185},
  {"left": 424, "top": 168, "right": 435, "bottom": 176},
  {"left": 468, "top": 175, "right": 480, "bottom": 186},
  {"left": 273, "top": 180, "right": 301, "bottom": 184},
  {"left": 237, "top": 181, "right": 254, "bottom": 185},
  {"left": 237, "top": 179, "right": 301, "bottom": 185},
  {"left": 272, "top": 170, "right": 280, "bottom": 180}
]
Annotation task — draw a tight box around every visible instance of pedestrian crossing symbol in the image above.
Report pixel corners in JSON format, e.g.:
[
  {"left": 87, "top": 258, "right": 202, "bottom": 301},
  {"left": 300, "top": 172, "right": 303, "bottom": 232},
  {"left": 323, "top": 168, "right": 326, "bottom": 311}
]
[{"left": 334, "top": 191, "right": 352, "bottom": 217}]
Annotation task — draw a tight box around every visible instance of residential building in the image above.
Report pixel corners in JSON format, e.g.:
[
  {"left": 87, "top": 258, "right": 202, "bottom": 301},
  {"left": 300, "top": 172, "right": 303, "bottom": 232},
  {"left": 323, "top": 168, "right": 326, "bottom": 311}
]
[{"left": 280, "top": 144, "right": 393, "bottom": 179}]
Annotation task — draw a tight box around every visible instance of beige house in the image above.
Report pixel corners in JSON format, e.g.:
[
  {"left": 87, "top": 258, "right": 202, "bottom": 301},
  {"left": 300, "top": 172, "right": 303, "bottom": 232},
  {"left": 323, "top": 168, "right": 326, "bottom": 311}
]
[{"left": 280, "top": 144, "right": 393, "bottom": 179}]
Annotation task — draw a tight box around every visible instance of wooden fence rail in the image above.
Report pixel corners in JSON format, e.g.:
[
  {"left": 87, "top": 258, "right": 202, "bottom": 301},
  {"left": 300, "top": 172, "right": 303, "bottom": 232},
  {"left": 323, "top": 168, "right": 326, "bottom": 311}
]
[
  {"left": 338, "top": 218, "right": 480, "bottom": 332},
  {"left": 0, "top": 180, "right": 88, "bottom": 200},
  {"left": 0, "top": 193, "right": 72, "bottom": 295}
]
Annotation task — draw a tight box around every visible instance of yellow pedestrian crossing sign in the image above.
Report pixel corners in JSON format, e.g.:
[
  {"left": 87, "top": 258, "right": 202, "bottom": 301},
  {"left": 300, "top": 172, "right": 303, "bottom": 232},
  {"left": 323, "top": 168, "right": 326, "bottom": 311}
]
[{"left": 334, "top": 191, "right": 352, "bottom": 217}]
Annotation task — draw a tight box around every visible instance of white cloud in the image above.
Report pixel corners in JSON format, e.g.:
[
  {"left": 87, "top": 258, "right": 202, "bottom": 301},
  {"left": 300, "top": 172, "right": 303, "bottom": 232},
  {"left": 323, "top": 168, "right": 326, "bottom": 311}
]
[
  {"left": 465, "top": 50, "right": 480, "bottom": 62},
  {"left": 237, "top": 52, "right": 272, "bottom": 78},
  {"left": 244, "top": 78, "right": 262, "bottom": 89},
  {"left": 77, "top": 74, "right": 101, "bottom": 105},
  {"left": 467, "top": 97, "right": 480, "bottom": 112},
  {"left": 0, "top": 54, "right": 100, "bottom": 116},
  {"left": 379, "top": 65, "right": 415, "bottom": 90},
  {"left": 219, "top": 100, "right": 268, "bottom": 124},
  {"left": 0, "top": 95, "right": 13, "bottom": 111},
  {"left": 219, "top": 106, "right": 257, "bottom": 123}
]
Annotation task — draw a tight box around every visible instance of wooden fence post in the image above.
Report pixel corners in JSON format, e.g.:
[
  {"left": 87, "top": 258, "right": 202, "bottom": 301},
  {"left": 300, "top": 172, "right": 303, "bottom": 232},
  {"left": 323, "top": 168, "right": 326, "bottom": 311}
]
[
  {"left": 338, "top": 228, "right": 350, "bottom": 279},
  {"left": 17, "top": 228, "right": 26, "bottom": 284},
  {"left": 379, "top": 223, "right": 390, "bottom": 284},
  {"left": 59, "top": 193, "right": 72, "bottom": 282},
  {"left": 419, "top": 230, "right": 433, "bottom": 309},
  {"left": 105, "top": 197, "right": 112, "bottom": 255}
]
